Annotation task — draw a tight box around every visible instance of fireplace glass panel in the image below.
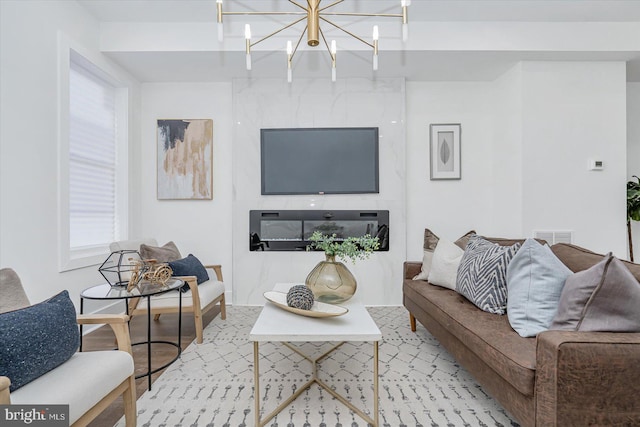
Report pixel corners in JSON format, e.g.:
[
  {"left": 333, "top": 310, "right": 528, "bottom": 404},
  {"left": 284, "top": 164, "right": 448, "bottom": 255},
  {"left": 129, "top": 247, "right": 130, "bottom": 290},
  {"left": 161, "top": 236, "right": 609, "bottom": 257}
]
[
  {"left": 260, "top": 220, "right": 302, "bottom": 241},
  {"left": 303, "top": 221, "right": 378, "bottom": 240}
]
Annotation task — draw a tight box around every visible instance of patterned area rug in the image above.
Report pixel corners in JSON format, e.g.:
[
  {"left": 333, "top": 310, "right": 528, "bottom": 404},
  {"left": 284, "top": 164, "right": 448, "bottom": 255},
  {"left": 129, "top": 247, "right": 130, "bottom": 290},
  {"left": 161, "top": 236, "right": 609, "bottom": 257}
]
[{"left": 115, "top": 306, "right": 518, "bottom": 427}]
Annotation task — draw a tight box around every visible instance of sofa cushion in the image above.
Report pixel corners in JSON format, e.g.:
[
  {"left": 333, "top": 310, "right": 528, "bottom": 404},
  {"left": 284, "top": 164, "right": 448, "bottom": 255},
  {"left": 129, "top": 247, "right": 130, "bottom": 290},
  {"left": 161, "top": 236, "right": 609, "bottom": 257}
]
[
  {"left": 551, "top": 243, "right": 640, "bottom": 283},
  {"left": 413, "top": 229, "right": 475, "bottom": 280},
  {"left": 10, "top": 351, "right": 133, "bottom": 425},
  {"left": 456, "top": 235, "right": 521, "bottom": 315},
  {"left": 139, "top": 241, "right": 182, "bottom": 263},
  {"left": 136, "top": 278, "right": 225, "bottom": 310},
  {"left": 0, "top": 291, "right": 79, "bottom": 391},
  {"left": 427, "top": 238, "right": 465, "bottom": 290},
  {"left": 168, "top": 254, "right": 210, "bottom": 292},
  {"left": 404, "top": 280, "right": 536, "bottom": 396},
  {"left": 507, "top": 239, "right": 572, "bottom": 337},
  {"left": 550, "top": 253, "right": 640, "bottom": 332}
]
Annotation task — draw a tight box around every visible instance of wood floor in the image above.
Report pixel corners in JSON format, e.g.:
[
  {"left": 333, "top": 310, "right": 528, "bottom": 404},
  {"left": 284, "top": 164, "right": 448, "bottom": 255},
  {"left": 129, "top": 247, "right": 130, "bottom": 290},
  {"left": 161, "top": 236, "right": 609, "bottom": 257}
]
[{"left": 84, "top": 307, "right": 221, "bottom": 427}]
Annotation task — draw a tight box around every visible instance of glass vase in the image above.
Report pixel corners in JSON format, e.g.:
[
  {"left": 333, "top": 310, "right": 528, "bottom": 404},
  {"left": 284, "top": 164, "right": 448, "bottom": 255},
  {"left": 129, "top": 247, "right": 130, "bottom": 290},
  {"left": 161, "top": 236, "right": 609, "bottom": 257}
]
[{"left": 305, "top": 254, "right": 357, "bottom": 304}]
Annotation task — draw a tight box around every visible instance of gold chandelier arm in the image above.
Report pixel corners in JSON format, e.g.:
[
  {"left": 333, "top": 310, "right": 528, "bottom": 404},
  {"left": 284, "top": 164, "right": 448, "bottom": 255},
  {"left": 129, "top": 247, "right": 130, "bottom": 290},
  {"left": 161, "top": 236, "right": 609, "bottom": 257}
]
[
  {"left": 318, "top": 0, "right": 345, "bottom": 13},
  {"left": 321, "top": 12, "right": 403, "bottom": 18},
  {"left": 249, "top": 16, "right": 308, "bottom": 48},
  {"left": 289, "top": 27, "right": 308, "bottom": 62},
  {"left": 319, "top": 16, "right": 375, "bottom": 49},
  {"left": 319, "top": 27, "right": 335, "bottom": 62},
  {"left": 288, "top": 0, "right": 308, "bottom": 11},
  {"left": 222, "top": 11, "right": 306, "bottom": 17}
]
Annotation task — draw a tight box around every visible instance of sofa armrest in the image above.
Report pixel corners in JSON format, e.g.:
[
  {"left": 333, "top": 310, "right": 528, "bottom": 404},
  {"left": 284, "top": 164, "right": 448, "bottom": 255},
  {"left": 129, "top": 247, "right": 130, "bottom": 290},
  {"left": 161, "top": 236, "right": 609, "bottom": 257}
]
[
  {"left": 403, "top": 262, "right": 422, "bottom": 280},
  {"left": 204, "top": 264, "right": 224, "bottom": 282},
  {"left": 0, "top": 376, "right": 10, "bottom": 404},
  {"left": 77, "top": 314, "right": 132, "bottom": 354},
  {"left": 536, "top": 330, "right": 640, "bottom": 426}
]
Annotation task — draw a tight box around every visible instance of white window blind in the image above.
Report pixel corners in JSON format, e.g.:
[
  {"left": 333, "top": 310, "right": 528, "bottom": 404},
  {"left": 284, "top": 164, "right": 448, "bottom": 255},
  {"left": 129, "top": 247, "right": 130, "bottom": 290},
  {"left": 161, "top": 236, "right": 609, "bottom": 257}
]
[{"left": 69, "top": 59, "right": 118, "bottom": 249}]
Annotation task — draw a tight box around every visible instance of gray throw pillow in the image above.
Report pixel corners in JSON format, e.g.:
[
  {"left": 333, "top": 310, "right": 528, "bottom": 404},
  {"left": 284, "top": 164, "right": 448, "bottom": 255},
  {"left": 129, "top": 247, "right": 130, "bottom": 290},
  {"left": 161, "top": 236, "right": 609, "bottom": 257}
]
[
  {"left": 139, "top": 241, "right": 182, "bottom": 263},
  {"left": 507, "top": 239, "right": 572, "bottom": 337},
  {"left": 550, "top": 253, "right": 640, "bottom": 332},
  {"left": 456, "top": 235, "right": 521, "bottom": 315},
  {"left": 0, "top": 291, "right": 79, "bottom": 391}
]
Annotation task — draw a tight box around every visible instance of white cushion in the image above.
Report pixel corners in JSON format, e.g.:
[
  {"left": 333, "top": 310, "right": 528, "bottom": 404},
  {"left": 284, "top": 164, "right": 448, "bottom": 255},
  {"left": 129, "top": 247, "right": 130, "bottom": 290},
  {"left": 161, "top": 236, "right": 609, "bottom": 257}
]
[
  {"left": 110, "top": 238, "right": 158, "bottom": 252},
  {"left": 11, "top": 351, "right": 134, "bottom": 425},
  {"left": 427, "top": 239, "right": 465, "bottom": 290},
  {"left": 136, "top": 279, "right": 225, "bottom": 310},
  {"left": 413, "top": 250, "right": 434, "bottom": 281}
]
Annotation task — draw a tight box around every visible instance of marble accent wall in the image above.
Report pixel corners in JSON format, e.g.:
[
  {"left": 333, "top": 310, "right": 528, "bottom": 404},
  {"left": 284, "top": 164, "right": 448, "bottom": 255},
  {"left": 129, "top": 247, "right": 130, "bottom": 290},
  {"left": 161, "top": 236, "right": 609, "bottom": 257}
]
[{"left": 232, "top": 78, "right": 406, "bottom": 305}]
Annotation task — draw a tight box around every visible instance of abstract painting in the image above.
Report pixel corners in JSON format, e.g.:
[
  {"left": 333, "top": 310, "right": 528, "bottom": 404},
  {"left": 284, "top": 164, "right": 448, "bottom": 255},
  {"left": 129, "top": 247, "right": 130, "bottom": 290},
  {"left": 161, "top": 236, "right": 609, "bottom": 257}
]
[
  {"left": 157, "top": 119, "right": 213, "bottom": 199},
  {"left": 429, "top": 123, "right": 461, "bottom": 180}
]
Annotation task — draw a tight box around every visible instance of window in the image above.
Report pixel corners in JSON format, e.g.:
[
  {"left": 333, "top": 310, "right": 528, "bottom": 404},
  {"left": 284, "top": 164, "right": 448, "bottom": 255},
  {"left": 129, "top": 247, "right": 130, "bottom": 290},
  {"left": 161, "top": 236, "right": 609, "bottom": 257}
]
[
  {"left": 58, "top": 45, "right": 128, "bottom": 271},
  {"left": 69, "top": 58, "right": 118, "bottom": 248}
]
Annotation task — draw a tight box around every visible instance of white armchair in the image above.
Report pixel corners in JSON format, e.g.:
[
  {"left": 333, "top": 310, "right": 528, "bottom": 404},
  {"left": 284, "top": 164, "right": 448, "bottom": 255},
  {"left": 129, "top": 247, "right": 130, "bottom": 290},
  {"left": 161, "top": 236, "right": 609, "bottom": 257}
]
[
  {"left": 110, "top": 238, "right": 226, "bottom": 344},
  {"left": 0, "top": 268, "right": 136, "bottom": 427}
]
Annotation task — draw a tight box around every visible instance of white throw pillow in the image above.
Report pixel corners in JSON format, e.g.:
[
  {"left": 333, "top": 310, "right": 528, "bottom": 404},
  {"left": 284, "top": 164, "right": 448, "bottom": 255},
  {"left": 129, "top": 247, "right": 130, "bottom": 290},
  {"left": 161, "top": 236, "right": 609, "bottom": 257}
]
[
  {"left": 413, "top": 250, "right": 434, "bottom": 280},
  {"left": 427, "top": 239, "right": 465, "bottom": 290}
]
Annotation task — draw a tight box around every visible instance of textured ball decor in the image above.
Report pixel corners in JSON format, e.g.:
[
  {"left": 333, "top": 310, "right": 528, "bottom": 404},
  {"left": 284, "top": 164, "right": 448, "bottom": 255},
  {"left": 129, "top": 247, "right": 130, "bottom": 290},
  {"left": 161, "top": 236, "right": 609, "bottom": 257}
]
[{"left": 286, "top": 285, "right": 315, "bottom": 310}]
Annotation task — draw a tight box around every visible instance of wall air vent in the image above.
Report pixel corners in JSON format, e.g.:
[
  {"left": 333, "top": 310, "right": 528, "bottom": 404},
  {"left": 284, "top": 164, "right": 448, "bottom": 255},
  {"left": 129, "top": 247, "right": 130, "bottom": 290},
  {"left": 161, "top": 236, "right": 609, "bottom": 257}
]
[{"left": 533, "top": 230, "right": 573, "bottom": 245}]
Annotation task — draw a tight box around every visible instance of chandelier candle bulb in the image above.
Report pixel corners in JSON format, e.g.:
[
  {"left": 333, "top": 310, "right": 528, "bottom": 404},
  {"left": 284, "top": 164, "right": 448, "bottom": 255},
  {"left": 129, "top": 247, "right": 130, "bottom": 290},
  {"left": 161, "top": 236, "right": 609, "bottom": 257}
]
[
  {"left": 331, "top": 40, "right": 337, "bottom": 82},
  {"left": 373, "top": 26, "right": 379, "bottom": 71},
  {"left": 217, "top": 23, "right": 224, "bottom": 42}
]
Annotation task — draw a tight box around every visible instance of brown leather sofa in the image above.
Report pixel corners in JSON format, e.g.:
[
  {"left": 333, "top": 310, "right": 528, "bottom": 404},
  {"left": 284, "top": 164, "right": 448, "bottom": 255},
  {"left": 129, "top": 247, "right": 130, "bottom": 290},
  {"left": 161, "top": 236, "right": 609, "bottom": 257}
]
[{"left": 403, "top": 242, "right": 640, "bottom": 427}]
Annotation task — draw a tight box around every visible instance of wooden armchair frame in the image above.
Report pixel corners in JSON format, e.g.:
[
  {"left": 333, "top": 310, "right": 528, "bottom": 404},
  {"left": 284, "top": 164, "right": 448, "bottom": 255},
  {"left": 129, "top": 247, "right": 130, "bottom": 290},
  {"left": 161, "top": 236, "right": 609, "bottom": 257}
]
[
  {"left": 128, "top": 264, "right": 226, "bottom": 344},
  {"left": 0, "top": 314, "right": 137, "bottom": 427}
]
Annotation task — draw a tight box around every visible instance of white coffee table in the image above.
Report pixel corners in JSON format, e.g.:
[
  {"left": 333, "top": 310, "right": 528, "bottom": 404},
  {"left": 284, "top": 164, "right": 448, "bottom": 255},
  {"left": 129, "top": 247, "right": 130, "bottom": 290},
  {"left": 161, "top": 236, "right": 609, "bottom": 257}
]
[{"left": 249, "top": 283, "right": 382, "bottom": 427}]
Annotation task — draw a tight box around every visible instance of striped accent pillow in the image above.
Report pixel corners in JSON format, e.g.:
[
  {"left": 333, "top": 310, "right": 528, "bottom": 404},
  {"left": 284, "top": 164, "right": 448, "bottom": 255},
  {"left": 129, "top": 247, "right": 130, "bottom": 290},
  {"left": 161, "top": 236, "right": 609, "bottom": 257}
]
[{"left": 455, "top": 235, "right": 521, "bottom": 315}]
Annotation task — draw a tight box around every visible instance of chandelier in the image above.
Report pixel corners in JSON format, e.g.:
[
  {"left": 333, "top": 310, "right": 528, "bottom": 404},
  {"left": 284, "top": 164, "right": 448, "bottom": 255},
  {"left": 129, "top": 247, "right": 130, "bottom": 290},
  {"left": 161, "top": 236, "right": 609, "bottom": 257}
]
[{"left": 216, "top": 0, "right": 411, "bottom": 82}]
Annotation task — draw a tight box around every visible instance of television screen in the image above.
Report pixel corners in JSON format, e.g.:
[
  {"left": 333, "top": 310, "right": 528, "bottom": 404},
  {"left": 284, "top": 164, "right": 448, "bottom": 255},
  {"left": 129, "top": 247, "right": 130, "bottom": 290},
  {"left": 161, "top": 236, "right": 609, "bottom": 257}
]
[{"left": 261, "top": 127, "right": 379, "bottom": 195}]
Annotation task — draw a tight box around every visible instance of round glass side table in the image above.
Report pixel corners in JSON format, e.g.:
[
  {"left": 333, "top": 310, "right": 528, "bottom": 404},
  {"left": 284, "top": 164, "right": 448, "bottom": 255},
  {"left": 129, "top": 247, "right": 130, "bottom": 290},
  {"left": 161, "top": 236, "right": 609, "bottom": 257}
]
[{"left": 80, "top": 278, "right": 184, "bottom": 391}]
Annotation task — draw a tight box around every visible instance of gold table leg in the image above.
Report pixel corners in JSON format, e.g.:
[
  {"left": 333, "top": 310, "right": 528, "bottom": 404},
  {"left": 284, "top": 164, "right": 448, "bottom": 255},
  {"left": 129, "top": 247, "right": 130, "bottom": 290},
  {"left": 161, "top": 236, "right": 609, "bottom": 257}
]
[{"left": 252, "top": 340, "right": 380, "bottom": 427}]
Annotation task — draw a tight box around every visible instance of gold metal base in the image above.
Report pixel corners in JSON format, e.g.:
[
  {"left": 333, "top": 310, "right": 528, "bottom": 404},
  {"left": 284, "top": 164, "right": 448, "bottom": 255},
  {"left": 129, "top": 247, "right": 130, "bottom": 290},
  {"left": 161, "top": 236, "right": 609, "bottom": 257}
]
[{"left": 253, "top": 340, "right": 379, "bottom": 427}]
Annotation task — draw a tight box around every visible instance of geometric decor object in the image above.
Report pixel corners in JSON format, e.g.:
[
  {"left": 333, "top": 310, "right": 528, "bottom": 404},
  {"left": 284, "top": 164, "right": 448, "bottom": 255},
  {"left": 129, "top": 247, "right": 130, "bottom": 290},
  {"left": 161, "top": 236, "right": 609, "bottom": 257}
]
[
  {"left": 430, "top": 123, "right": 461, "bottom": 180},
  {"left": 157, "top": 119, "right": 213, "bottom": 200},
  {"left": 98, "top": 250, "right": 143, "bottom": 287}
]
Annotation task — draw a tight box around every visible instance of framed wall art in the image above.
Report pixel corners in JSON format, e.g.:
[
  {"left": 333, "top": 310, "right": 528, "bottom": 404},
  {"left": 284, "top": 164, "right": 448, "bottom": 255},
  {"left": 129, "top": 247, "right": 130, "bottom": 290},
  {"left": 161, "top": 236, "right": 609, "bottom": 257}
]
[
  {"left": 157, "top": 119, "right": 213, "bottom": 200},
  {"left": 429, "top": 123, "right": 461, "bottom": 180}
]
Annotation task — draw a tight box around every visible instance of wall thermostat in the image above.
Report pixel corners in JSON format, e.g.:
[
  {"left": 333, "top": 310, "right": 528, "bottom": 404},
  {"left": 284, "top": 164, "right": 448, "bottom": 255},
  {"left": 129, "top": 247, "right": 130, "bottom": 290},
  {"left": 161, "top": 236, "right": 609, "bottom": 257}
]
[{"left": 588, "top": 159, "right": 604, "bottom": 171}]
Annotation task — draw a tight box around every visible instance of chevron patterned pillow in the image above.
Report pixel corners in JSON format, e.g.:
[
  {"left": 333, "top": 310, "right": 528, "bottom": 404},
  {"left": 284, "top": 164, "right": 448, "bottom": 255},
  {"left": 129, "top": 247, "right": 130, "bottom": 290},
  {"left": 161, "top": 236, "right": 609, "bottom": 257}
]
[{"left": 455, "top": 235, "right": 521, "bottom": 315}]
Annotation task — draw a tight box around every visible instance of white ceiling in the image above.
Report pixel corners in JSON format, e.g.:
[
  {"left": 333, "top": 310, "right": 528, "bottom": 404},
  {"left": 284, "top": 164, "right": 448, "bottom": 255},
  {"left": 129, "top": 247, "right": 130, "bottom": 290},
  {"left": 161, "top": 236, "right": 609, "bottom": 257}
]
[{"left": 78, "top": 0, "right": 640, "bottom": 82}]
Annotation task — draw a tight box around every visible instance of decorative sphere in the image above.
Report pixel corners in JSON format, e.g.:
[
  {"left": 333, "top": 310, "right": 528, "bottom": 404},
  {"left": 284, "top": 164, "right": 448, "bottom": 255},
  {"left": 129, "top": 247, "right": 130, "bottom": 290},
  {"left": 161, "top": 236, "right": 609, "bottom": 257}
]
[{"left": 286, "top": 285, "right": 315, "bottom": 310}]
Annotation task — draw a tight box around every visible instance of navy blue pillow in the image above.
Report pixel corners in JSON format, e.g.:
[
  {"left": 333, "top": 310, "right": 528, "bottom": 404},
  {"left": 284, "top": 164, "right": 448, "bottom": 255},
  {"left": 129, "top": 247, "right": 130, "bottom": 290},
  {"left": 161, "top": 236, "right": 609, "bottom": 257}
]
[
  {"left": 0, "top": 290, "right": 79, "bottom": 392},
  {"left": 168, "top": 254, "right": 210, "bottom": 292}
]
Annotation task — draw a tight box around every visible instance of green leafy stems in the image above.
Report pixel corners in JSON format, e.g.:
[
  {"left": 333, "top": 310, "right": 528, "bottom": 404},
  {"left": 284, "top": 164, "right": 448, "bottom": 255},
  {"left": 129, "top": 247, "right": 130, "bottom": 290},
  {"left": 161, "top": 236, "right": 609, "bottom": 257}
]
[
  {"left": 306, "top": 231, "right": 380, "bottom": 263},
  {"left": 628, "top": 175, "right": 640, "bottom": 222}
]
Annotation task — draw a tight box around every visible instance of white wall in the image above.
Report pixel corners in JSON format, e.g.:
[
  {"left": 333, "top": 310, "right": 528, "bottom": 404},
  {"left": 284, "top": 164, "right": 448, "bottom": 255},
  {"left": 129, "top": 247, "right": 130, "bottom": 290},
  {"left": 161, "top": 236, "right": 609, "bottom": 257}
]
[
  {"left": 139, "top": 83, "right": 234, "bottom": 301},
  {"left": 405, "top": 61, "right": 628, "bottom": 263},
  {"left": 232, "top": 78, "right": 406, "bottom": 305},
  {"left": 628, "top": 83, "right": 640, "bottom": 260},
  {"left": 520, "top": 62, "right": 627, "bottom": 256},
  {"left": 0, "top": 0, "right": 141, "bottom": 309},
  {"left": 405, "top": 81, "right": 496, "bottom": 261}
]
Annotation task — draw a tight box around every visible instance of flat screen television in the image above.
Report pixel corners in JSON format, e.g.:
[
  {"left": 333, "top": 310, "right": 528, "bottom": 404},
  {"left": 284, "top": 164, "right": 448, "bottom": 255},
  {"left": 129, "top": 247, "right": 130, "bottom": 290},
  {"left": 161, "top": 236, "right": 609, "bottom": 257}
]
[{"left": 261, "top": 127, "right": 379, "bottom": 195}]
